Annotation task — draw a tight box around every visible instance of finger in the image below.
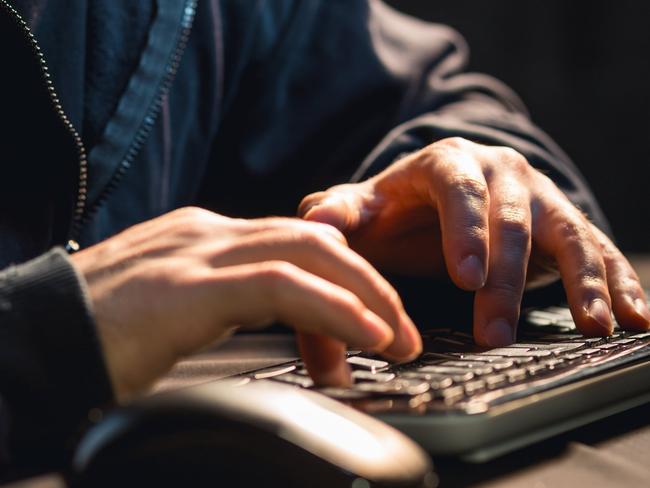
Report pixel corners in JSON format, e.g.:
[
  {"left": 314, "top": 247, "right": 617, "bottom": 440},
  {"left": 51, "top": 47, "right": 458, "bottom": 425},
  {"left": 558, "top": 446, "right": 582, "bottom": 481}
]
[
  {"left": 298, "top": 183, "right": 377, "bottom": 232},
  {"left": 535, "top": 199, "right": 613, "bottom": 336},
  {"left": 590, "top": 225, "right": 650, "bottom": 331},
  {"left": 473, "top": 179, "right": 532, "bottom": 347},
  {"left": 297, "top": 332, "right": 351, "bottom": 387},
  {"left": 204, "top": 228, "right": 421, "bottom": 361},
  {"left": 208, "top": 261, "right": 395, "bottom": 351},
  {"left": 429, "top": 150, "right": 489, "bottom": 291},
  {"left": 249, "top": 216, "right": 349, "bottom": 246}
]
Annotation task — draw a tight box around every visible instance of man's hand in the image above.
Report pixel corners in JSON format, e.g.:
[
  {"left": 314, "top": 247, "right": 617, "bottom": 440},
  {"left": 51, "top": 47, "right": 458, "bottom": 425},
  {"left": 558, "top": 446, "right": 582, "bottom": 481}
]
[
  {"left": 71, "top": 207, "right": 421, "bottom": 401},
  {"left": 299, "top": 137, "right": 650, "bottom": 347}
]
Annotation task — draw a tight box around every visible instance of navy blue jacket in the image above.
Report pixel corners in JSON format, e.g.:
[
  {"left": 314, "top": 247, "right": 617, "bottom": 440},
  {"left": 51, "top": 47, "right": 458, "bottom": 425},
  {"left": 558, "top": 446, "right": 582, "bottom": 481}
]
[{"left": 0, "top": 0, "right": 608, "bottom": 479}]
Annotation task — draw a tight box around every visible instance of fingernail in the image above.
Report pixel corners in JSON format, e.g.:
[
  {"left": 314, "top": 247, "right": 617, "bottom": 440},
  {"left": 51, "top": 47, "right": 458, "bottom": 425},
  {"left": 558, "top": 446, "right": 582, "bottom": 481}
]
[
  {"left": 634, "top": 298, "right": 650, "bottom": 326},
  {"left": 587, "top": 298, "right": 612, "bottom": 334},
  {"left": 457, "top": 254, "right": 486, "bottom": 290},
  {"left": 485, "top": 318, "right": 514, "bottom": 348}
]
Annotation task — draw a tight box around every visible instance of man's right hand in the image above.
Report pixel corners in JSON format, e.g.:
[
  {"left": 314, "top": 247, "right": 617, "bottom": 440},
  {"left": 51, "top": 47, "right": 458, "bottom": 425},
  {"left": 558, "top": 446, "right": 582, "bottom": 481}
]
[{"left": 71, "top": 207, "right": 421, "bottom": 402}]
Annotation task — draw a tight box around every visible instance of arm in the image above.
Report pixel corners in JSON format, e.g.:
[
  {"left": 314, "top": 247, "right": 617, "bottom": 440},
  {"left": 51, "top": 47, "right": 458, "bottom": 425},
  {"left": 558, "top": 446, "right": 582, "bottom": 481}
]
[
  {"left": 206, "top": 0, "right": 606, "bottom": 230},
  {"left": 205, "top": 0, "right": 649, "bottom": 348}
]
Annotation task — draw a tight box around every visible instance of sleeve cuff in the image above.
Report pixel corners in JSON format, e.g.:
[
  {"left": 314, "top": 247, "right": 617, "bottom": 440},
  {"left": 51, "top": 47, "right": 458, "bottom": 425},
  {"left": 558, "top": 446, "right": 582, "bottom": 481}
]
[{"left": 0, "top": 248, "right": 114, "bottom": 473}]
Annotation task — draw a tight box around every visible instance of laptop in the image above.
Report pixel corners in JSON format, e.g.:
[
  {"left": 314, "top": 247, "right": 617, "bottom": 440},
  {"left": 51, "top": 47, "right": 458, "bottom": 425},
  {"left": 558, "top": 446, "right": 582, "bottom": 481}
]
[{"left": 222, "top": 298, "right": 650, "bottom": 462}]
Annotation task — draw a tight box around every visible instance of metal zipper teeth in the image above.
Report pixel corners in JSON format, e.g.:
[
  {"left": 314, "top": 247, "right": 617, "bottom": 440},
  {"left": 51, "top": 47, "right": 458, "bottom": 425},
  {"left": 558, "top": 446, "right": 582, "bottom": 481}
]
[
  {"left": 78, "top": 0, "right": 198, "bottom": 231},
  {"left": 0, "top": 0, "right": 88, "bottom": 253}
]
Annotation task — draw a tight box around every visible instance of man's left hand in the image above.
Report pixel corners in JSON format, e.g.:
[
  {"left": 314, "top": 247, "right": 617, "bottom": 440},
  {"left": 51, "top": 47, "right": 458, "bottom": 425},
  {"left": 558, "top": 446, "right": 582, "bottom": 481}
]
[{"left": 299, "top": 137, "right": 650, "bottom": 347}]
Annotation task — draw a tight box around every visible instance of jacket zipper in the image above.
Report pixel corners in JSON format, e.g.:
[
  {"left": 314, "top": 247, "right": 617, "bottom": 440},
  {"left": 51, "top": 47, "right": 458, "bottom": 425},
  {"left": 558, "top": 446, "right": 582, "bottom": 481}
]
[
  {"left": 0, "top": 0, "right": 198, "bottom": 252},
  {"left": 0, "top": 0, "right": 88, "bottom": 253},
  {"left": 78, "top": 0, "right": 198, "bottom": 235}
]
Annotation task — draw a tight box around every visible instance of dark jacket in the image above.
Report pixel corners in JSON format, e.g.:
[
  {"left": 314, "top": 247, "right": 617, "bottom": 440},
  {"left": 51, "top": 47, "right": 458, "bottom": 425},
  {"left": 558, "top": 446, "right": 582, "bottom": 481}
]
[{"left": 0, "top": 0, "right": 608, "bottom": 479}]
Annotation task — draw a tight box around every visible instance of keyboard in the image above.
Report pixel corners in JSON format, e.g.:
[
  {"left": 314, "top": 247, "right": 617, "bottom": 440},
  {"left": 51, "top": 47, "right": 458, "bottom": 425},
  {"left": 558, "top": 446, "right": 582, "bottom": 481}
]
[{"left": 230, "top": 304, "right": 650, "bottom": 461}]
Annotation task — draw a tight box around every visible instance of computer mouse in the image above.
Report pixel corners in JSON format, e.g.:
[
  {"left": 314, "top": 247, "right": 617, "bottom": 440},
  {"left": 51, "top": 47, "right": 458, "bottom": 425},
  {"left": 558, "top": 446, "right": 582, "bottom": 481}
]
[{"left": 70, "top": 379, "right": 437, "bottom": 488}]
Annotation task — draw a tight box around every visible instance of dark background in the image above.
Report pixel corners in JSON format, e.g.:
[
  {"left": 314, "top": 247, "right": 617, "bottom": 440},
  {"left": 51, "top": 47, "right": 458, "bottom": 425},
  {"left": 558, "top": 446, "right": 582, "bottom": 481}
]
[{"left": 386, "top": 0, "right": 650, "bottom": 252}]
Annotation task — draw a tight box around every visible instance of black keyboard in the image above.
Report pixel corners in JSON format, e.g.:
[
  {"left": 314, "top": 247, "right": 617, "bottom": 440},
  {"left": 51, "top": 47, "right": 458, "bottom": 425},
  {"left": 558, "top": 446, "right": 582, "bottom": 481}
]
[{"left": 232, "top": 304, "right": 650, "bottom": 461}]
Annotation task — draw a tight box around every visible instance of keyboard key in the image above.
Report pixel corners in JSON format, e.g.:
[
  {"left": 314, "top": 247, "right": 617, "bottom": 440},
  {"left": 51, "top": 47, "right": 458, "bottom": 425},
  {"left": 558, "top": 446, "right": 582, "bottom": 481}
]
[
  {"left": 401, "top": 371, "right": 472, "bottom": 384},
  {"left": 505, "top": 368, "right": 528, "bottom": 382},
  {"left": 454, "top": 355, "right": 515, "bottom": 370},
  {"left": 611, "top": 338, "right": 637, "bottom": 346},
  {"left": 439, "top": 361, "right": 495, "bottom": 375},
  {"left": 630, "top": 333, "right": 650, "bottom": 340},
  {"left": 595, "top": 343, "right": 621, "bottom": 352},
  {"left": 418, "top": 366, "right": 487, "bottom": 377},
  {"left": 534, "top": 334, "right": 584, "bottom": 342},
  {"left": 607, "top": 333, "right": 625, "bottom": 340},
  {"left": 549, "top": 343, "right": 586, "bottom": 353},
  {"left": 539, "top": 359, "right": 567, "bottom": 370},
  {"left": 352, "top": 371, "right": 396, "bottom": 383},
  {"left": 526, "top": 364, "right": 551, "bottom": 376},
  {"left": 576, "top": 348, "right": 605, "bottom": 358},
  {"left": 464, "top": 380, "right": 486, "bottom": 396},
  {"left": 485, "top": 374, "right": 508, "bottom": 389},
  {"left": 513, "top": 356, "right": 535, "bottom": 366},
  {"left": 545, "top": 306, "right": 573, "bottom": 318},
  {"left": 571, "top": 337, "right": 606, "bottom": 346},
  {"left": 511, "top": 343, "right": 584, "bottom": 354},
  {"left": 481, "top": 348, "right": 552, "bottom": 359},
  {"left": 428, "top": 378, "right": 455, "bottom": 390},
  {"left": 254, "top": 365, "right": 296, "bottom": 379},
  {"left": 527, "top": 310, "right": 561, "bottom": 323},
  {"left": 346, "top": 356, "right": 389, "bottom": 371},
  {"left": 555, "top": 319, "right": 577, "bottom": 329},
  {"left": 438, "top": 386, "right": 465, "bottom": 404},
  {"left": 354, "top": 379, "right": 430, "bottom": 397},
  {"left": 273, "top": 373, "right": 314, "bottom": 388},
  {"left": 561, "top": 353, "right": 583, "bottom": 362}
]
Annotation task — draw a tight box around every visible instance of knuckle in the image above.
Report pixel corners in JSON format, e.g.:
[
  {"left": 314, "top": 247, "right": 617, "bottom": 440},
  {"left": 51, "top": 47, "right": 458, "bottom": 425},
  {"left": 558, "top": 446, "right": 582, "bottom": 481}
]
[
  {"left": 551, "top": 211, "right": 587, "bottom": 243},
  {"left": 304, "top": 220, "right": 347, "bottom": 244},
  {"left": 174, "top": 206, "right": 211, "bottom": 221},
  {"left": 496, "top": 213, "right": 531, "bottom": 247},
  {"left": 172, "top": 206, "right": 226, "bottom": 237},
  {"left": 257, "top": 216, "right": 290, "bottom": 229},
  {"left": 499, "top": 147, "right": 528, "bottom": 169},
  {"left": 337, "top": 291, "right": 366, "bottom": 314},
  {"left": 436, "top": 136, "right": 470, "bottom": 150},
  {"left": 376, "top": 283, "right": 402, "bottom": 312},
  {"left": 294, "top": 227, "right": 329, "bottom": 249},
  {"left": 579, "top": 280, "right": 609, "bottom": 300},
  {"left": 257, "top": 260, "right": 297, "bottom": 287},
  {"left": 489, "top": 276, "right": 523, "bottom": 299},
  {"left": 578, "top": 264, "right": 608, "bottom": 288},
  {"left": 446, "top": 174, "right": 489, "bottom": 202},
  {"left": 619, "top": 274, "right": 642, "bottom": 292}
]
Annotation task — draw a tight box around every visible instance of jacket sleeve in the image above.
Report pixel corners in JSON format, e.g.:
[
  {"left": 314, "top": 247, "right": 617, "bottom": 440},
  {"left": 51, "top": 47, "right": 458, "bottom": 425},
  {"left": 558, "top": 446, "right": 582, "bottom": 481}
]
[
  {"left": 210, "top": 0, "right": 609, "bottom": 234},
  {"left": 0, "top": 248, "right": 113, "bottom": 479}
]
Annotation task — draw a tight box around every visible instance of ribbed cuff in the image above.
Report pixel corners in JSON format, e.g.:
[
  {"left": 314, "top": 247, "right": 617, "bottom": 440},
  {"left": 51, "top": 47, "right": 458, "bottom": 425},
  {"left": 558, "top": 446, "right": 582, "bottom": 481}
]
[{"left": 0, "top": 248, "right": 113, "bottom": 474}]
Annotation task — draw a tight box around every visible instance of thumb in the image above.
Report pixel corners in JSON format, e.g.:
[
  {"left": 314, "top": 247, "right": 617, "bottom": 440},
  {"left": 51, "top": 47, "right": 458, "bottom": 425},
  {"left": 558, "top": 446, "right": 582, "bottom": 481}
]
[{"left": 298, "top": 183, "right": 377, "bottom": 232}]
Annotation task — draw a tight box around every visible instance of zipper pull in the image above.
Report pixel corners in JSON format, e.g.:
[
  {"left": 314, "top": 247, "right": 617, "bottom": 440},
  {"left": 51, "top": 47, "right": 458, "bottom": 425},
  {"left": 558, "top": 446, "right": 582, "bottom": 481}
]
[{"left": 66, "top": 240, "right": 81, "bottom": 253}]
